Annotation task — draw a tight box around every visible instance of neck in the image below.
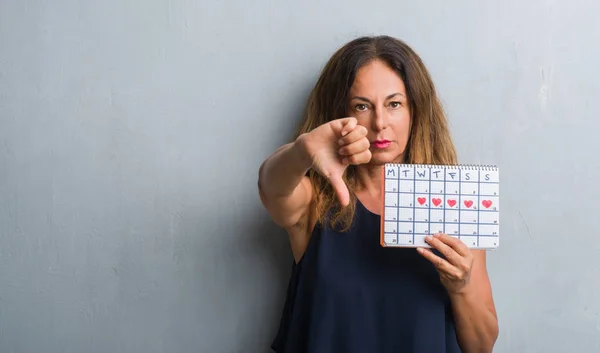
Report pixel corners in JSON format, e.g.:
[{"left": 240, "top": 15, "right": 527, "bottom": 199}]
[{"left": 354, "top": 163, "right": 384, "bottom": 198}]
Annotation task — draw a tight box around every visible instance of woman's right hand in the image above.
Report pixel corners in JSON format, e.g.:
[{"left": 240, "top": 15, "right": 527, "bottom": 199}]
[{"left": 297, "top": 117, "right": 372, "bottom": 206}]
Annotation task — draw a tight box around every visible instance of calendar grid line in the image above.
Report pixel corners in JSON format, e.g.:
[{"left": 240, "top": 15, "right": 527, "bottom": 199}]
[
  {"left": 396, "top": 191, "right": 499, "bottom": 195},
  {"left": 396, "top": 170, "right": 399, "bottom": 245},
  {"left": 393, "top": 206, "right": 498, "bottom": 212},
  {"left": 412, "top": 166, "right": 416, "bottom": 245},
  {"left": 458, "top": 168, "right": 461, "bottom": 241},
  {"left": 443, "top": 166, "right": 446, "bottom": 235},
  {"left": 395, "top": 202, "right": 399, "bottom": 243},
  {"left": 477, "top": 169, "right": 481, "bottom": 247},
  {"left": 385, "top": 233, "right": 499, "bottom": 238},
  {"left": 428, "top": 166, "right": 431, "bottom": 237},
  {"left": 396, "top": 221, "right": 498, "bottom": 225},
  {"left": 434, "top": 181, "right": 497, "bottom": 184}
]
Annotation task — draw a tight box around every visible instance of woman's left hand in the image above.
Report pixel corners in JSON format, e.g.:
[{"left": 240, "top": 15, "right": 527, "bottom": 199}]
[{"left": 417, "top": 233, "right": 474, "bottom": 295}]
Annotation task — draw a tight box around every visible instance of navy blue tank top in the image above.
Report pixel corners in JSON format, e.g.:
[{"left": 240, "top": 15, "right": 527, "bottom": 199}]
[{"left": 271, "top": 198, "right": 463, "bottom": 353}]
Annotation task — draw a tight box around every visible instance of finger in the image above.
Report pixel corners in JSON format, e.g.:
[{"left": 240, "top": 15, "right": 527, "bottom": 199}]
[
  {"left": 416, "top": 247, "right": 458, "bottom": 275},
  {"left": 432, "top": 233, "right": 470, "bottom": 258},
  {"left": 338, "top": 125, "right": 367, "bottom": 146},
  {"left": 339, "top": 138, "right": 370, "bottom": 156},
  {"left": 328, "top": 173, "right": 350, "bottom": 207},
  {"left": 424, "top": 234, "right": 462, "bottom": 266},
  {"left": 339, "top": 117, "right": 357, "bottom": 137},
  {"left": 342, "top": 149, "right": 372, "bottom": 165}
]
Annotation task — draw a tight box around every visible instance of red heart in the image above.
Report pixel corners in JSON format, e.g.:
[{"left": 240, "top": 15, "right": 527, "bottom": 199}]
[
  {"left": 432, "top": 198, "right": 442, "bottom": 206},
  {"left": 482, "top": 200, "right": 492, "bottom": 208},
  {"left": 447, "top": 199, "right": 456, "bottom": 207},
  {"left": 417, "top": 197, "right": 426, "bottom": 205},
  {"left": 464, "top": 200, "right": 473, "bottom": 208}
]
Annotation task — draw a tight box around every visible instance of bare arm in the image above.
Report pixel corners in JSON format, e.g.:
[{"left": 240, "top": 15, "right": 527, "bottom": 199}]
[
  {"left": 449, "top": 251, "right": 499, "bottom": 353},
  {"left": 419, "top": 236, "right": 499, "bottom": 353},
  {"left": 257, "top": 135, "right": 314, "bottom": 229},
  {"left": 258, "top": 117, "right": 370, "bottom": 231}
]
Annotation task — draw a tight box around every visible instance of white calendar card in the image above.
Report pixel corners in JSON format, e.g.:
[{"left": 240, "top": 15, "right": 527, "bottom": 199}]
[{"left": 379, "top": 163, "right": 500, "bottom": 250}]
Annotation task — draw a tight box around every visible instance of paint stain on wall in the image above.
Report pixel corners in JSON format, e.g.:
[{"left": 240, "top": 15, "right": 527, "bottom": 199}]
[{"left": 539, "top": 64, "right": 554, "bottom": 111}]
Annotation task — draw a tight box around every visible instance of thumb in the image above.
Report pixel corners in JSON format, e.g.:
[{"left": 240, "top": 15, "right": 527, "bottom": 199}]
[{"left": 328, "top": 172, "right": 350, "bottom": 207}]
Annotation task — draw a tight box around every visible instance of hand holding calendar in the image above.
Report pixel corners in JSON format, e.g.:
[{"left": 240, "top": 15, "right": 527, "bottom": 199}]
[
  {"left": 299, "top": 117, "right": 371, "bottom": 206},
  {"left": 418, "top": 233, "right": 475, "bottom": 294}
]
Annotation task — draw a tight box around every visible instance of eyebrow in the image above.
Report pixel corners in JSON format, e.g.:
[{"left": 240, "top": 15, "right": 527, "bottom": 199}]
[{"left": 351, "top": 93, "right": 405, "bottom": 103}]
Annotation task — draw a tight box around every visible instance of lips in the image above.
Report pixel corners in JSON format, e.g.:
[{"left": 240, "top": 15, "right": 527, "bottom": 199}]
[{"left": 372, "top": 140, "right": 391, "bottom": 149}]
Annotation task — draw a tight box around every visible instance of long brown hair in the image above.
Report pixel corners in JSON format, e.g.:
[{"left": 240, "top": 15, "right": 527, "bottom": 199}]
[{"left": 295, "top": 35, "right": 458, "bottom": 232}]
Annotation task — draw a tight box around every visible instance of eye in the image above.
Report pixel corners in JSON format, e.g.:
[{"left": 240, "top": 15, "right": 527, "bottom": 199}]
[
  {"left": 355, "top": 104, "right": 368, "bottom": 111},
  {"left": 389, "top": 101, "right": 402, "bottom": 109}
]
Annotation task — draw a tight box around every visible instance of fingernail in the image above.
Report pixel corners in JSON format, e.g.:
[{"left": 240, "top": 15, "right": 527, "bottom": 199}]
[
  {"left": 425, "top": 236, "right": 432, "bottom": 242},
  {"left": 338, "top": 139, "right": 344, "bottom": 145}
]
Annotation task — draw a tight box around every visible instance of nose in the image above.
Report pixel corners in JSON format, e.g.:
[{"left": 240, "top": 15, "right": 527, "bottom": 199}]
[{"left": 372, "top": 106, "right": 388, "bottom": 131}]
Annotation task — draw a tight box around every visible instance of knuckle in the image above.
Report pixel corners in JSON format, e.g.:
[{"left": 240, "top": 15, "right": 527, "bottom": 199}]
[
  {"left": 357, "top": 151, "right": 371, "bottom": 163},
  {"left": 349, "top": 152, "right": 367, "bottom": 164},
  {"left": 443, "top": 248, "right": 452, "bottom": 258},
  {"left": 340, "top": 132, "right": 351, "bottom": 142}
]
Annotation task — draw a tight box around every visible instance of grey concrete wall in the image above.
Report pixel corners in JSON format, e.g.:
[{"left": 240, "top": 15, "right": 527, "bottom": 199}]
[{"left": 1, "top": 0, "right": 599, "bottom": 352}]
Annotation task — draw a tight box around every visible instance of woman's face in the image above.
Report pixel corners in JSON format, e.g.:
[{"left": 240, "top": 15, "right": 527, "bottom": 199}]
[{"left": 348, "top": 59, "right": 411, "bottom": 166}]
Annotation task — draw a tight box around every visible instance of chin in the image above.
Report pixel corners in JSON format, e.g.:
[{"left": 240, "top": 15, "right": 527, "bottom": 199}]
[{"left": 369, "top": 151, "right": 403, "bottom": 165}]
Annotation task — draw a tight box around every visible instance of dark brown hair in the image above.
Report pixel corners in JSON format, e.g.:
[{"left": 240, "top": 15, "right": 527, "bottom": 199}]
[{"left": 295, "top": 35, "right": 457, "bottom": 231}]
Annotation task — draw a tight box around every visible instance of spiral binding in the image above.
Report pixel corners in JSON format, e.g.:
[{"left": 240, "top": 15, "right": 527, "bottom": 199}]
[{"left": 384, "top": 163, "right": 498, "bottom": 171}]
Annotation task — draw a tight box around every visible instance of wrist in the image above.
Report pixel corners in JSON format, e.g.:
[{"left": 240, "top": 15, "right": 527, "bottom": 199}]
[
  {"left": 448, "top": 281, "right": 477, "bottom": 301},
  {"left": 293, "top": 133, "right": 315, "bottom": 172}
]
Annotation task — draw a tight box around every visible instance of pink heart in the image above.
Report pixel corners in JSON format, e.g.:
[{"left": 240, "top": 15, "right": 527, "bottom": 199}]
[
  {"left": 482, "top": 200, "right": 492, "bottom": 208},
  {"left": 432, "top": 198, "right": 442, "bottom": 207},
  {"left": 464, "top": 200, "right": 473, "bottom": 208},
  {"left": 447, "top": 199, "right": 456, "bottom": 207},
  {"left": 417, "top": 197, "right": 426, "bottom": 205}
]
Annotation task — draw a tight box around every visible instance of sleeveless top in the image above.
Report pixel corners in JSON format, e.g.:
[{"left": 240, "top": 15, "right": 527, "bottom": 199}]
[{"left": 271, "top": 199, "right": 463, "bottom": 353}]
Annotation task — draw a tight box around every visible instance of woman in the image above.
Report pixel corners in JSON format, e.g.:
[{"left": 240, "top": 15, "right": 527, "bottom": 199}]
[{"left": 258, "top": 35, "right": 499, "bottom": 353}]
